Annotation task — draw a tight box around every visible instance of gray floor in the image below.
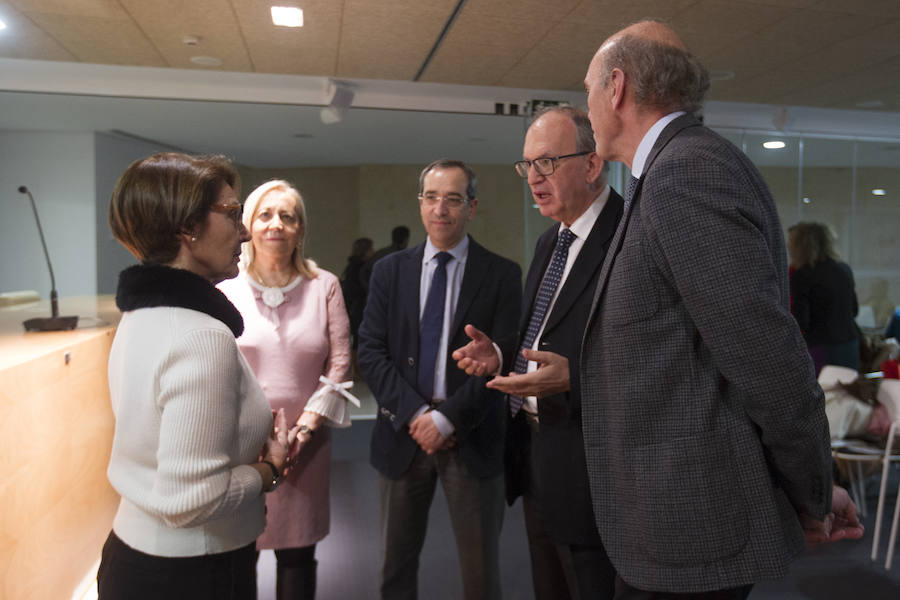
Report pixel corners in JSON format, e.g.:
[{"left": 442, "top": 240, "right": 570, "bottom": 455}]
[{"left": 257, "top": 419, "right": 900, "bottom": 599}]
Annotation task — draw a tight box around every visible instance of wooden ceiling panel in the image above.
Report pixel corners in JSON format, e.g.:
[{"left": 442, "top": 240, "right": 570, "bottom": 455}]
[
  {"left": 337, "top": 0, "right": 456, "bottom": 80},
  {"left": 231, "top": 0, "right": 342, "bottom": 75},
  {"left": 119, "top": 0, "right": 252, "bottom": 72},
  {"left": 7, "top": 0, "right": 127, "bottom": 19},
  {"left": 564, "top": 0, "right": 698, "bottom": 29},
  {"left": 775, "top": 55, "right": 900, "bottom": 111},
  {"left": 813, "top": 0, "right": 900, "bottom": 18},
  {"left": 497, "top": 21, "right": 604, "bottom": 91},
  {"left": 667, "top": 0, "right": 792, "bottom": 49},
  {"left": 0, "top": 1, "right": 75, "bottom": 60},
  {"left": 463, "top": 0, "right": 581, "bottom": 21},
  {"left": 21, "top": 12, "right": 165, "bottom": 66},
  {"left": 420, "top": 11, "right": 556, "bottom": 86}
]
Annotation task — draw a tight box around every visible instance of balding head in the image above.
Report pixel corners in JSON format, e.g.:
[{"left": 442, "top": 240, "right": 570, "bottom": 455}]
[{"left": 591, "top": 19, "right": 709, "bottom": 116}]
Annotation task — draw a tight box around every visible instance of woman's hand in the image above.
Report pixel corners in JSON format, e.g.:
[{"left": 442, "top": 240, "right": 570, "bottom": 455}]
[{"left": 262, "top": 408, "right": 293, "bottom": 473}]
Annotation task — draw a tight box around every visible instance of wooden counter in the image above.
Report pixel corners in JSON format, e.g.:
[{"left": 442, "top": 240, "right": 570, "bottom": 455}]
[{"left": 0, "top": 296, "right": 121, "bottom": 600}]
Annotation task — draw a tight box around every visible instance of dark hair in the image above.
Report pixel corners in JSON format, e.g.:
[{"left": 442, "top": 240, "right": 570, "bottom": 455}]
[
  {"left": 599, "top": 28, "right": 710, "bottom": 115},
  {"left": 109, "top": 152, "right": 239, "bottom": 264},
  {"left": 788, "top": 222, "right": 839, "bottom": 268},
  {"left": 418, "top": 159, "right": 478, "bottom": 201},
  {"left": 532, "top": 105, "right": 610, "bottom": 177},
  {"left": 391, "top": 226, "right": 410, "bottom": 245},
  {"left": 351, "top": 237, "right": 374, "bottom": 258}
]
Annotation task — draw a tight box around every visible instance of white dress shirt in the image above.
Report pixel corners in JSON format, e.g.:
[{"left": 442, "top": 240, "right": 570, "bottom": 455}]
[
  {"left": 630, "top": 111, "right": 685, "bottom": 177},
  {"left": 522, "top": 186, "right": 610, "bottom": 415},
  {"left": 414, "top": 235, "right": 469, "bottom": 437}
]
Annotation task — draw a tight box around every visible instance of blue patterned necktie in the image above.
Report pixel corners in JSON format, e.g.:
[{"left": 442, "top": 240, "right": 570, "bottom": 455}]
[
  {"left": 417, "top": 252, "right": 453, "bottom": 399},
  {"left": 625, "top": 175, "right": 639, "bottom": 208},
  {"left": 509, "top": 228, "right": 577, "bottom": 416}
]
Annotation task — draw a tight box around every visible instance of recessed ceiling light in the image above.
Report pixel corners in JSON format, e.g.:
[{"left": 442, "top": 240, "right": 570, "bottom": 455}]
[
  {"left": 763, "top": 140, "right": 786, "bottom": 150},
  {"left": 802, "top": 197, "right": 811, "bottom": 204},
  {"left": 872, "top": 189, "right": 886, "bottom": 196},
  {"left": 190, "top": 55, "right": 223, "bottom": 67},
  {"left": 271, "top": 6, "right": 303, "bottom": 27},
  {"left": 0, "top": 18, "right": 7, "bottom": 30}
]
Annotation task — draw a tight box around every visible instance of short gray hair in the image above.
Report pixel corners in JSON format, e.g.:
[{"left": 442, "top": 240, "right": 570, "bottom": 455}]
[{"left": 599, "top": 31, "right": 709, "bottom": 115}]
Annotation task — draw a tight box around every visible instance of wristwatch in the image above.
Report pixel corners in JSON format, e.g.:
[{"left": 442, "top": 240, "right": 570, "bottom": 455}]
[
  {"left": 262, "top": 460, "right": 281, "bottom": 492},
  {"left": 299, "top": 424, "right": 315, "bottom": 436}
]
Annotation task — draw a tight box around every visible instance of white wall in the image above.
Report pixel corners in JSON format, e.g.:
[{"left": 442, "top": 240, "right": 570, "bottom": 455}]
[
  {"left": 0, "top": 131, "right": 96, "bottom": 299},
  {"left": 94, "top": 132, "right": 177, "bottom": 294}
]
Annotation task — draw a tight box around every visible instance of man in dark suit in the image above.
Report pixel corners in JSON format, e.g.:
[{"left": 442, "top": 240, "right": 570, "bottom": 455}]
[
  {"left": 573, "top": 20, "right": 862, "bottom": 598},
  {"left": 454, "top": 107, "right": 622, "bottom": 600},
  {"left": 357, "top": 159, "right": 521, "bottom": 600}
]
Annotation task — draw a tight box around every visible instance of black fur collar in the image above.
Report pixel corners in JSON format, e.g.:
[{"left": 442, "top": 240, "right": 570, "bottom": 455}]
[{"left": 116, "top": 264, "right": 244, "bottom": 337}]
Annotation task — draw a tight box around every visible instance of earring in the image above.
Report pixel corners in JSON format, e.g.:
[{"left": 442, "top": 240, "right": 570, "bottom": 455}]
[{"left": 191, "top": 236, "right": 197, "bottom": 242}]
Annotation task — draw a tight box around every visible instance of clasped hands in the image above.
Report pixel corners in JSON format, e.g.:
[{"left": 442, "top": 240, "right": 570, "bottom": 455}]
[
  {"left": 451, "top": 324, "right": 570, "bottom": 398},
  {"left": 263, "top": 408, "right": 323, "bottom": 475},
  {"left": 410, "top": 412, "right": 457, "bottom": 455}
]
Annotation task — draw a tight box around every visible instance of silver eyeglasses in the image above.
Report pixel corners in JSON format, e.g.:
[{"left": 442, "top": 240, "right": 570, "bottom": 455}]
[
  {"left": 514, "top": 151, "right": 591, "bottom": 178},
  {"left": 418, "top": 193, "right": 469, "bottom": 209}
]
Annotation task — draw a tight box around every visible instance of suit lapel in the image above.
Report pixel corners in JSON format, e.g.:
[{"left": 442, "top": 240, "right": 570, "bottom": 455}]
[
  {"left": 520, "top": 227, "right": 556, "bottom": 332},
  {"left": 402, "top": 244, "right": 425, "bottom": 348},
  {"left": 450, "top": 236, "right": 489, "bottom": 337},
  {"left": 586, "top": 116, "right": 699, "bottom": 322},
  {"left": 545, "top": 190, "right": 622, "bottom": 334}
]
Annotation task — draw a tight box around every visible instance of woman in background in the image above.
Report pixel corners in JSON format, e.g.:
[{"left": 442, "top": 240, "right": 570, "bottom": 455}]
[
  {"left": 788, "top": 222, "right": 860, "bottom": 374},
  {"left": 219, "top": 179, "right": 353, "bottom": 600},
  {"left": 99, "top": 153, "right": 294, "bottom": 600}
]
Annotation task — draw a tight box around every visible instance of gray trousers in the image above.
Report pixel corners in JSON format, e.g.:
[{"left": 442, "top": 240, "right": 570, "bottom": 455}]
[{"left": 377, "top": 447, "right": 504, "bottom": 600}]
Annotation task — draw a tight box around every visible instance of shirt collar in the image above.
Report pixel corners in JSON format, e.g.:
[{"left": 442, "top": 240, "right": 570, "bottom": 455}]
[
  {"left": 424, "top": 234, "right": 469, "bottom": 264},
  {"left": 561, "top": 185, "right": 610, "bottom": 241},
  {"left": 630, "top": 111, "right": 685, "bottom": 178}
]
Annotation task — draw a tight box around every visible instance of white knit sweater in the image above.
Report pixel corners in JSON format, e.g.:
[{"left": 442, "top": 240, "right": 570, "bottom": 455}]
[{"left": 107, "top": 306, "right": 271, "bottom": 557}]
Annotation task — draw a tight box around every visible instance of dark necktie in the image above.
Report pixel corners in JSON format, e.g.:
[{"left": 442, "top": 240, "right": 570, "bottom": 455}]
[
  {"left": 509, "top": 228, "right": 577, "bottom": 416},
  {"left": 625, "top": 175, "right": 639, "bottom": 208},
  {"left": 417, "top": 251, "right": 453, "bottom": 399}
]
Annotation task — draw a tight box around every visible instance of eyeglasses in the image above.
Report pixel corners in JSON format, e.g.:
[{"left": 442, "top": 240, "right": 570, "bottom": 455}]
[
  {"left": 418, "top": 193, "right": 469, "bottom": 209},
  {"left": 514, "top": 151, "right": 592, "bottom": 178},
  {"left": 210, "top": 203, "right": 243, "bottom": 227}
]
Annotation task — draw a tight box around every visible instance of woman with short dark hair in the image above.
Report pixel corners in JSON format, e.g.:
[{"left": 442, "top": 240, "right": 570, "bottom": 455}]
[{"left": 99, "top": 153, "right": 296, "bottom": 600}]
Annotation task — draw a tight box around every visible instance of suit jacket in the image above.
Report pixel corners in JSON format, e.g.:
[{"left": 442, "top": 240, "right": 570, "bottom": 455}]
[
  {"left": 505, "top": 190, "right": 623, "bottom": 547},
  {"left": 791, "top": 257, "right": 859, "bottom": 345},
  {"left": 358, "top": 236, "right": 522, "bottom": 480},
  {"left": 580, "top": 115, "right": 832, "bottom": 592}
]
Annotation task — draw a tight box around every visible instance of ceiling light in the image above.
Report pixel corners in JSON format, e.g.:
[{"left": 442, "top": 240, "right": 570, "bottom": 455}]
[
  {"left": 271, "top": 6, "right": 303, "bottom": 27},
  {"left": 802, "top": 197, "right": 811, "bottom": 204},
  {"left": 190, "top": 55, "right": 223, "bottom": 67},
  {"left": 763, "top": 140, "right": 785, "bottom": 150},
  {"left": 872, "top": 189, "right": 886, "bottom": 196},
  {"left": 855, "top": 100, "right": 885, "bottom": 109},
  {"left": 0, "top": 18, "right": 7, "bottom": 30}
]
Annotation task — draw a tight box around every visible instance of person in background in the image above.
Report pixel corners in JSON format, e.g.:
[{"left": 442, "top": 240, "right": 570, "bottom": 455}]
[
  {"left": 341, "top": 236, "right": 374, "bottom": 348},
  {"left": 361, "top": 224, "right": 411, "bottom": 292},
  {"left": 788, "top": 222, "right": 860, "bottom": 374},
  {"left": 99, "top": 153, "right": 294, "bottom": 600},
  {"left": 219, "top": 180, "right": 353, "bottom": 600}
]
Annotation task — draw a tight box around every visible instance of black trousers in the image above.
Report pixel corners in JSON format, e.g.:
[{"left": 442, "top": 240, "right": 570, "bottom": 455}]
[{"left": 97, "top": 530, "right": 257, "bottom": 600}]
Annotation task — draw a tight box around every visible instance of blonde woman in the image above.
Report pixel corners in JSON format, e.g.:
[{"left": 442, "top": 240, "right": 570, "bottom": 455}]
[{"left": 219, "top": 180, "right": 352, "bottom": 599}]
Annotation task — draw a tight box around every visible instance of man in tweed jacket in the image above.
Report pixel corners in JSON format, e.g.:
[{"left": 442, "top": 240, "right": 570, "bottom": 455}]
[{"left": 575, "top": 20, "right": 862, "bottom": 598}]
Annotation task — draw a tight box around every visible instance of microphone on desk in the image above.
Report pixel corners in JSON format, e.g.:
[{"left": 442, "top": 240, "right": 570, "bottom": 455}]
[{"left": 17, "top": 185, "right": 78, "bottom": 332}]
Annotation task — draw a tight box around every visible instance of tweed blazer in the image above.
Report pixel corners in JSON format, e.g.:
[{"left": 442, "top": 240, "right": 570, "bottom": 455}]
[
  {"left": 580, "top": 114, "right": 832, "bottom": 592},
  {"left": 505, "top": 189, "right": 623, "bottom": 546},
  {"left": 358, "top": 236, "right": 521, "bottom": 480}
]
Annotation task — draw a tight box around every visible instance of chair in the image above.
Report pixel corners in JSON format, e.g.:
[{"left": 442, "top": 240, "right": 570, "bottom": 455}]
[{"left": 871, "top": 379, "right": 900, "bottom": 568}]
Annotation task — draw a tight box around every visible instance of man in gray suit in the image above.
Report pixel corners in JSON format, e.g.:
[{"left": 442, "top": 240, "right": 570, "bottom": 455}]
[{"left": 573, "top": 19, "right": 863, "bottom": 598}]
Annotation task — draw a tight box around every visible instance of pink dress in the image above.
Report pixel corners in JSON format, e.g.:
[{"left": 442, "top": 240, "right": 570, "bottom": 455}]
[{"left": 219, "top": 269, "right": 352, "bottom": 549}]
